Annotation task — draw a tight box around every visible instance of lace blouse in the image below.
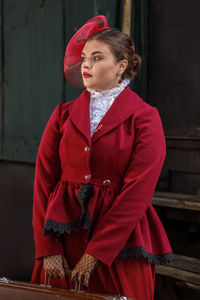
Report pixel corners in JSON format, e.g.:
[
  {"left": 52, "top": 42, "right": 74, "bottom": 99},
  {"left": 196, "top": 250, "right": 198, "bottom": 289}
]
[{"left": 87, "top": 79, "right": 130, "bottom": 136}]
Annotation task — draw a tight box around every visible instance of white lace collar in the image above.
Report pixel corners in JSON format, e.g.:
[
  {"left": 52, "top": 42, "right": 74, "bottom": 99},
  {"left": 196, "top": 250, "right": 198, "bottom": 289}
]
[
  {"left": 87, "top": 79, "right": 130, "bottom": 136},
  {"left": 86, "top": 78, "right": 130, "bottom": 100}
]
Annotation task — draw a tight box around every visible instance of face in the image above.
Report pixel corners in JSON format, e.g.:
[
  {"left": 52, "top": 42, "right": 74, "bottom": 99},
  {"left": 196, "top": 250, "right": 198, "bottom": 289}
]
[{"left": 81, "top": 40, "right": 127, "bottom": 92}]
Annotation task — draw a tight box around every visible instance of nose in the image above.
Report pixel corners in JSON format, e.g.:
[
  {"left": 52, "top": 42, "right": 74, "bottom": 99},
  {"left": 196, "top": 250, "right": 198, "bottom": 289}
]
[{"left": 82, "top": 59, "right": 92, "bottom": 69}]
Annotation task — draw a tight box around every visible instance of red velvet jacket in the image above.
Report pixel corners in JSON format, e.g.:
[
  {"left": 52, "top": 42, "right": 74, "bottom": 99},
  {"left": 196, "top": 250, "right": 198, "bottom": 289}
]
[{"left": 32, "top": 86, "right": 174, "bottom": 266}]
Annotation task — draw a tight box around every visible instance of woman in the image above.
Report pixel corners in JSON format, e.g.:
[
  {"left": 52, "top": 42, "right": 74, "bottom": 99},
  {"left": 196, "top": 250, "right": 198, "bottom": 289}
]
[{"left": 31, "top": 16, "right": 174, "bottom": 300}]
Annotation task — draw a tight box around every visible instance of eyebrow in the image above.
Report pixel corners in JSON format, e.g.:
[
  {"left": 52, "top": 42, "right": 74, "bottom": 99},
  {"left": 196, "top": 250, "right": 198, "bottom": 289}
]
[{"left": 81, "top": 51, "right": 103, "bottom": 56}]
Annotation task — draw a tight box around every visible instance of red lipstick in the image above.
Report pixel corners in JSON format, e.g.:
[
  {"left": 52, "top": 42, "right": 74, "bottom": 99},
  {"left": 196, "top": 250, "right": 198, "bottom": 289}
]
[{"left": 83, "top": 72, "right": 92, "bottom": 78}]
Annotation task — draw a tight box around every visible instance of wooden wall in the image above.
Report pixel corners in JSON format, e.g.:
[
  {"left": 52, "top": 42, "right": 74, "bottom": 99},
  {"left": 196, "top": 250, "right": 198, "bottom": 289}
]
[
  {"left": 148, "top": 0, "right": 200, "bottom": 196},
  {"left": 0, "top": 0, "right": 147, "bottom": 281},
  {"left": 0, "top": 2, "right": 199, "bottom": 299}
]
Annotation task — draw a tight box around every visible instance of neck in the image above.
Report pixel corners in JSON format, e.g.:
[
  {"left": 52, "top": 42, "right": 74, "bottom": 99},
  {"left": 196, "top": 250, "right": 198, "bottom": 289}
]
[{"left": 94, "top": 82, "right": 120, "bottom": 93}]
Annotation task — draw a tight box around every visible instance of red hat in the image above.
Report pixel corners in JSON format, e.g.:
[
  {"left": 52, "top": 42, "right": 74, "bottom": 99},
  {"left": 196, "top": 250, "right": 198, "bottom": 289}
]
[{"left": 64, "top": 15, "right": 109, "bottom": 88}]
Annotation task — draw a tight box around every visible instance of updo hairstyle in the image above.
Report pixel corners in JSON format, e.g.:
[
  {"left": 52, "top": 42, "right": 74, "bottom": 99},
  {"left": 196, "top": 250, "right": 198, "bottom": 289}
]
[{"left": 87, "top": 28, "right": 142, "bottom": 80}]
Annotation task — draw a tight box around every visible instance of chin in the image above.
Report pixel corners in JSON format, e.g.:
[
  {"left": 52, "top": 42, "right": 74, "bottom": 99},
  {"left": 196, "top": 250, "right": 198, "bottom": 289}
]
[
  {"left": 83, "top": 82, "right": 96, "bottom": 90},
  {"left": 82, "top": 79, "right": 105, "bottom": 91},
  {"left": 82, "top": 79, "right": 92, "bottom": 88}
]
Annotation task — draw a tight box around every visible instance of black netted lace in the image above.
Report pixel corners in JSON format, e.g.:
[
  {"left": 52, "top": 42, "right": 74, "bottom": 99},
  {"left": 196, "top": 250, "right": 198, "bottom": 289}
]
[{"left": 117, "top": 247, "right": 175, "bottom": 265}]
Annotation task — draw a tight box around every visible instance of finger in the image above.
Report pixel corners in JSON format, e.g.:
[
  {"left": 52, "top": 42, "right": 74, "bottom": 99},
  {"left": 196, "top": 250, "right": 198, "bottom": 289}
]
[
  {"left": 63, "top": 257, "right": 69, "bottom": 270},
  {"left": 54, "top": 268, "right": 61, "bottom": 279},
  {"left": 84, "top": 272, "right": 90, "bottom": 288},
  {"left": 43, "top": 263, "right": 47, "bottom": 273},
  {"left": 52, "top": 269, "right": 58, "bottom": 279},
  {"left": 81, "top": 274, "right": 88, "bottom": 289},
  {"left": 46, "top": 269, "right": 52, "bottom": 278},
  {"left": 78, "top": 271, "right": 83, "bottom": 284},
  {"left": 71, "top": 270, "right": 79, "bottom": 283},
  {"left": 71, "top": 270, "right": 76, "bottom": 282},
  {"left": 59, "top": 268, "right": 65, "bottom": 280}
]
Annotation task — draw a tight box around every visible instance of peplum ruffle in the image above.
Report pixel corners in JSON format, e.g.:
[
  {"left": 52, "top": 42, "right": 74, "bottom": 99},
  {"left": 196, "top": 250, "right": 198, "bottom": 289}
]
[{"left": 43, "top": 180, "right": 174, "bottom": 265}]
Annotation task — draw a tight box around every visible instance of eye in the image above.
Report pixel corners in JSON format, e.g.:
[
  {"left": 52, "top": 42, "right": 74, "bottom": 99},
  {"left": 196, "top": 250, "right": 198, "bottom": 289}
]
[
  {"left": 81, "top": 56, "right": 86, "bottom": 62},
  {"left": 93, "top": 56, "right": 102, "bottom": 62}
]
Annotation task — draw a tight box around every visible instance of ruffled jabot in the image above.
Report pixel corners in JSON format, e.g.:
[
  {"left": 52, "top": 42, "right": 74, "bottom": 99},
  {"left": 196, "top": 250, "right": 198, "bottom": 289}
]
[{"left": 87, "top": 79, "right": 130, "bottom": 136}]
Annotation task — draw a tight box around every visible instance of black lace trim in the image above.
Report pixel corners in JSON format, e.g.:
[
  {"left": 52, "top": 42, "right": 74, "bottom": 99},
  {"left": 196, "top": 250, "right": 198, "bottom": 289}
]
[
  {"left": 117, "top": 247, "right": 175, "bottom": 265},
  {"left": 43, "top": 183, "right": 94, "bottom": 237},
  {"left": 43, "top": 183, "right": 174, "bottom": 264},
  {"left": 43, "top": 216, "right": 92, "bottom": 237},
  {"left": 77, "top": 183, "right": 94, "bottom": 207}
]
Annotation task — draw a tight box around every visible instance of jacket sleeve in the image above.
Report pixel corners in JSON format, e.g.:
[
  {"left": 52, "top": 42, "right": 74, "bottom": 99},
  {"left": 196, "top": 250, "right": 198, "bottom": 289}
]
[
  {"left": 32, "top": 104, "right": 65, "bottom": 260},
  {"left": 85, "top": 106, "right": 166, "bottom": 266}
]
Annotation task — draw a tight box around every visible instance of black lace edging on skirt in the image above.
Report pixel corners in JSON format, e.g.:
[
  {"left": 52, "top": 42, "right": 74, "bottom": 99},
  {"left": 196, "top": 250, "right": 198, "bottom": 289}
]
[
  {"left": 43, "top": 183, "right": 174, "bottom": 264},
  {"left": 117, "top": 247, "right": 175, "bottom": 265},
  {"left": 43, "top": 215, "right": 92, "bottom": 237},
  {"left": 43, "top": 183, "right": 94, "bottom": 237}
]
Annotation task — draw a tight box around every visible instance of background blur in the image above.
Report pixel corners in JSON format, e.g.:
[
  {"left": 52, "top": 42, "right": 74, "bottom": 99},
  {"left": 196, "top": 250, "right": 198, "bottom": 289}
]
[{"left": 0, "top": 1, "right": 199, "bottom": 299}]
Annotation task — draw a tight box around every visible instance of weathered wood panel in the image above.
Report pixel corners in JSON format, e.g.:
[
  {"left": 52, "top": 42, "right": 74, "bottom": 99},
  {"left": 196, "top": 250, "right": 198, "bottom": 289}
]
[
  {"left": 156, "top": 265, "right": 200, "bottom": 286},
  {"left": 3, "top": 0, "right": 64, "bottom": 162},
  {"left": 148, "top": 0, "right": 200, "bottom": 138},
  {"left": 159, "top": 138, "right": 200, "bottom": 194},
  {"left": 152, "top": 192, "right": 200, "bottom": 211},
  {"left": 1, "top": 0, "right": 147, "bottom": 163},
  {"left": 165, "top": 254, "right": 200, "bottom": 274}
]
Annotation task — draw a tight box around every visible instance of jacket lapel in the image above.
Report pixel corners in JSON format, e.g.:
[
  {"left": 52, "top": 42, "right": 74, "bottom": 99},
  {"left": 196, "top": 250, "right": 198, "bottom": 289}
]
[
  {"left": 91, "top": 86, "right": 142, "bottom": 143},
  {"left": 69, "top": 90, "right": 91, "bottom": 144},
  {"left": 69, "top": 86, "right": 142, "bottom": 144}
]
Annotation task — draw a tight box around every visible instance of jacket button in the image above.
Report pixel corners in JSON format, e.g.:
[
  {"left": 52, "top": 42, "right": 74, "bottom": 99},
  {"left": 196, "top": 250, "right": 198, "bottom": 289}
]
[
  {"left": 84, "top": 146, "right": 90, "bottom": 152},
  {"left": 84, "top": 174, "right": 91, "bottom": 180},
  {"left": 103, "top": 180, "right": 111, "bottom": 186}
]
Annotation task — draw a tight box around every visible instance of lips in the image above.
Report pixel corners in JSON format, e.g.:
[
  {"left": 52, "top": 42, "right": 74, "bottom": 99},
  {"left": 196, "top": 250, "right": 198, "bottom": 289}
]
[{"left": 83, "top": 72, "right": 92, "bottom": 78}]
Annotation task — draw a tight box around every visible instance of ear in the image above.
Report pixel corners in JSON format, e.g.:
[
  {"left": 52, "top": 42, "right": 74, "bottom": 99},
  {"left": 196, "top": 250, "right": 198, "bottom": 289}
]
[{"left": 118, "top": 59, "right": 128, "bottom": 75}]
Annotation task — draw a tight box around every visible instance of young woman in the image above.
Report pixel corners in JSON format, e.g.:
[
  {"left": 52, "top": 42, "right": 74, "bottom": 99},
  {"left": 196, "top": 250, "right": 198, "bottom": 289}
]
[{"left": 31, "top": 16, "right": 174, "bottom": 300}]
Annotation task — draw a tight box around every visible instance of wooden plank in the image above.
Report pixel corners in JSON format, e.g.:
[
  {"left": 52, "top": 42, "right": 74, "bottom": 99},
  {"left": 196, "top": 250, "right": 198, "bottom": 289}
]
[
  {"left": 156, "top": 254, "right": 200, "bottom": 285},
  {"left": 154, "top": 191, "right": 199, "bottom": 202},
  {"left": 184, "top": 282, "right": 200, "bottom": 291},
  {"left": 122, "top": 0, "right": 132, "bottom": 35},
  {"left": 165, "top": 254, "right": 200, "bottom": 275},
  {"left": 152, "top": 192, "right": 200, "bottom": 211},
  {"left": 166, "top": 136, "right": 200, "bottom": 141},
  {"left": 156, "top": 265, "right": 200, "bottom": 286},
  {"left": 152, "top": 196, "right": 200, "bottom": 211},
  {"left": 3, "top": 0, "right": 64, "bottom": 163}
]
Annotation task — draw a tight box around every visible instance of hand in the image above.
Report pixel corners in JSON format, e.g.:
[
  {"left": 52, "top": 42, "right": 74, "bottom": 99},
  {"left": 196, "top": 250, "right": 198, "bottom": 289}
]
[
  {"left": 43, "top": 255, "right": 69, "bottom": 279},
  {"left": 71, "top": 253, "right": 98, "bottom": 288}
]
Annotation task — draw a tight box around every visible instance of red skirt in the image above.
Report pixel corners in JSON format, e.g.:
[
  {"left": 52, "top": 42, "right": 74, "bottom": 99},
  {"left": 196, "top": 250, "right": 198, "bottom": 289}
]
[{"left": 31, "top": 226, "right": 155, "bottom": 300}]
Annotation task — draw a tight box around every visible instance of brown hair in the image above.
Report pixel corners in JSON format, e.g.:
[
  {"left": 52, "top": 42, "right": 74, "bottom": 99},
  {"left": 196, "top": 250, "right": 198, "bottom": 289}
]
[{"left": 87, "top": 28, "right": 142, "bottom": 80}]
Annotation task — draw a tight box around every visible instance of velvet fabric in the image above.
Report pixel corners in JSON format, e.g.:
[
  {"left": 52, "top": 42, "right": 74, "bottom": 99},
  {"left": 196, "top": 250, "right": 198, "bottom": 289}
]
[{"left": 31, "top": 86, "right": 174, "bottom": 296}]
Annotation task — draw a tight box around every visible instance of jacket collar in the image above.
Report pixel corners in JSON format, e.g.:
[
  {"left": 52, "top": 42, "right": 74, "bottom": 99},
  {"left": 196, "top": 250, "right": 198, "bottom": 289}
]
[{"left": 69, "top": 86, "right": 142, "bottom": 144}]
